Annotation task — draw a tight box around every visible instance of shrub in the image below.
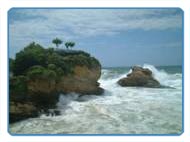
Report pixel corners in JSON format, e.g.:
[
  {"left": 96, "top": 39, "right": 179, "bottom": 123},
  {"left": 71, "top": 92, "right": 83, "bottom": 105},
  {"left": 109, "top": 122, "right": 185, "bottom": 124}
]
[
  {"left": 13, "top": 42, "right": 47, "bottom": 75},
  {"left": 27, "top": 65, "right": 57, "bottom": 81},
  {"left": 48, "top": 64, "right": 57, "bottom": 70}
]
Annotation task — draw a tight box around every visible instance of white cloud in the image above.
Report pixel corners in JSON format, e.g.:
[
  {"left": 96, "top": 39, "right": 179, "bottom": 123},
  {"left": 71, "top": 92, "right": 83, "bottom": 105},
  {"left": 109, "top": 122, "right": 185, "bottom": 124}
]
[{"left": 9, "top": 8, "right": 183, "bottom": 57}]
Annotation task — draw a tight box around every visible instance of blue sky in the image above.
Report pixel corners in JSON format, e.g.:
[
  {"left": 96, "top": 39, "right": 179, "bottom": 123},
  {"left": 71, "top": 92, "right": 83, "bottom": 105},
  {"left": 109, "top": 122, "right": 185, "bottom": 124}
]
[{"left": 9, "top": 8, "right": 183, "bottom": 67}]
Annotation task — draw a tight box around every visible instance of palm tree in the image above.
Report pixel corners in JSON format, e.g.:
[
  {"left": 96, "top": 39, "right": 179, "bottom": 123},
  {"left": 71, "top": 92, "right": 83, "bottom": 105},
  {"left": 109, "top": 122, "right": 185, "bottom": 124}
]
[
  {"left": 65, "top": 42, "right": 75, "bottom": 50},
  {"left": 52, "top": 38, "right": 63, "bottom": 48},
  {"left": 70, "top": 42, "right": 75, "bottom": 50},
  {"left": 65, "top": 42, "right": 69, "bottom": 50}
]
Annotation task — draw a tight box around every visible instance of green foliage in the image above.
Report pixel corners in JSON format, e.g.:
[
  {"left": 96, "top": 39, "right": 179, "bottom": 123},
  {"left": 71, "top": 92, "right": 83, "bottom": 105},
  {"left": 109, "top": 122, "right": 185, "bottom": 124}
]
[
  {"left": 46, "top": 48, "right": 54, "bottom": 54},
  {"left": 10, "top": 76, "right": 28, "bottom": 102},
  {"left": 56, "top": 67, "right": 65, "bottom": 76},
  {"left": 48, "top": 64, "right": 56, "bottom": 70},
  {"left": 9, "top": 58, "right": 15, "bottom": 73},
  {"left": 47, "top": 53, "right": 67, "bottom": 73},
  {"left": 52, "top": 38, "right": 62, "bottom": 48},
  {"left": 27, "top": 65, "right": 57, "bottom": 81},
  {"left": 47, "top": 64, "right": 64, "bottom": 76},
  {"left": 56, "top": 49, "right": 90, "bottom": 57},
  {"left": 65, "top": 41, "right": 75, "bottom": 49},
  {"left": 63, "top": 53, "right": 100, "bottom": 69},
  {"left": 13, "top": 42, "right": 47, "bottom": 75},
  {"left": 11, "top": 42, "right": 100, "bottom": 77}
]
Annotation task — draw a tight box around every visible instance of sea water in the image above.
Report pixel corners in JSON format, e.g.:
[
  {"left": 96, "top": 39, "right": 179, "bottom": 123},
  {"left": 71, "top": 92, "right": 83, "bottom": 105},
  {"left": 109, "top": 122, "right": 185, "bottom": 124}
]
[{"left": 10, "top": 64, "right": 182, "bottom": 134}]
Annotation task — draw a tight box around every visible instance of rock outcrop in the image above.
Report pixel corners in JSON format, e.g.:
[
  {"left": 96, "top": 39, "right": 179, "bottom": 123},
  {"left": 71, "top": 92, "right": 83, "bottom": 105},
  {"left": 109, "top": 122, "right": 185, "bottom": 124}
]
[
  {"left": 118, "top": 66, "right": 161, "bottom": 88},
  {"left": 56, "top": 65, "right": 103, "bottom": 95},
  {"left": 9, "top": 102, "right": 38, "bottom": 123},
  {"left": 9, "top": 43, "right": 103, "bottom": 123},
  {"left": 27, "top": 65, "right": 103, "bottom": 95}
]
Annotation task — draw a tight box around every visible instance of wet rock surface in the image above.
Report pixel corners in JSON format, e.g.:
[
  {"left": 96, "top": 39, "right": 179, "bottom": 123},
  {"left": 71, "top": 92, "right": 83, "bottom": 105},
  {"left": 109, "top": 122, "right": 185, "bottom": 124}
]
[{"left": 118, "top": 66, "right": 161, "bottom": 88}]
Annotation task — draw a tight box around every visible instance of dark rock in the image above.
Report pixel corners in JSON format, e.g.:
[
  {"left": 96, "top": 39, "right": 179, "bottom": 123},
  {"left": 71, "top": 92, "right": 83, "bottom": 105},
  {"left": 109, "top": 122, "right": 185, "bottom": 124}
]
[
  {"left": 118, "top": 66, "right": 161, "bottom": 88},
  {"left": 54, "top": 110, "right": 61, "bottom": 116},
  {"left": 44, "top": 109, "right": 61, "bottom": 116},
  {"left": 9, "top": 102, "right": 38, "bottom": 123}
]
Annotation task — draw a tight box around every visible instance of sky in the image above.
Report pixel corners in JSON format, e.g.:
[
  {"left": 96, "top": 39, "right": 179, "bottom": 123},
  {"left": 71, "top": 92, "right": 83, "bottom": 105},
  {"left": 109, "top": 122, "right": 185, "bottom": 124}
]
[{"left": 9, "top": 8, "right": 183, "bottom": 67}]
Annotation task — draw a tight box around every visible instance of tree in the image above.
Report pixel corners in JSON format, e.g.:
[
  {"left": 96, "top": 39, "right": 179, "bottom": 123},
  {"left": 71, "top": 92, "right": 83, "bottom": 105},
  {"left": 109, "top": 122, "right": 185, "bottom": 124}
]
[
  {"left": 69, "top": 42, "right": 75, "bottom": 50},
  {"left": 65, "top": 42, "right": 75, "bottom": 50},
  {"left": 52, "top": 38, "right": 63, "bottom": 48}
]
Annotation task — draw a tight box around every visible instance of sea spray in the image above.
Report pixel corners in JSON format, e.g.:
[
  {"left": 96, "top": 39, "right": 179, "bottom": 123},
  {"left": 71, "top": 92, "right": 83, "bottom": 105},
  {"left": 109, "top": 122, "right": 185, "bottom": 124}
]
[{"left": 143, "top": 64, "right": 182, "bottom": 88}]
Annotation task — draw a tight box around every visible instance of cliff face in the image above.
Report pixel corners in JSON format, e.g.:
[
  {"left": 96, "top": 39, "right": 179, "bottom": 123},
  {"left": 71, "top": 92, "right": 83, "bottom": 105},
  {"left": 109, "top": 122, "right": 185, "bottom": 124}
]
[
  {"left": 10, "top": 43, "right": 103, "bottom": 123},
  {"left": 27, "top": 65, "right": 103, "bottom": 95},
  {"left": 56, "top": 65, "right": 103, "bottom": 94}
]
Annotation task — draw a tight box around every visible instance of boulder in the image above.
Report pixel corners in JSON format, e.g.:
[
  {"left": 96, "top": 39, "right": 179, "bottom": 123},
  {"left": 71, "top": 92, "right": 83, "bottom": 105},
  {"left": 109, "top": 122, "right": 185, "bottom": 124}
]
[{"left": 118, "top": 66, "right": 161, "bottom": 88}]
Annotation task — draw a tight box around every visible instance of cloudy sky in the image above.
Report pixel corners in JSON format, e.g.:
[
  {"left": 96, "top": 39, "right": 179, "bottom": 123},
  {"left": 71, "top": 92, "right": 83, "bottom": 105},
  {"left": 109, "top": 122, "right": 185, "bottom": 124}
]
[{"left": 9, "top": 8, "right": 183, "bottom": 67}]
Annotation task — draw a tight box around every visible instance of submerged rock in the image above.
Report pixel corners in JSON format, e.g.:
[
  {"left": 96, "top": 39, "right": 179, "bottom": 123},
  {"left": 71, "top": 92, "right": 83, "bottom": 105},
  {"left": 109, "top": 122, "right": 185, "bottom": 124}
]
[{"left": 118, "top": 66, "right": 161, "bottom": 88}]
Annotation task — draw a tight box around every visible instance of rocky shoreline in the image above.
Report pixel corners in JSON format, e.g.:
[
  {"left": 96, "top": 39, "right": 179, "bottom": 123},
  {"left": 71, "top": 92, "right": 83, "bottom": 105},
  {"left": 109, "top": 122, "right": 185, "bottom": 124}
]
[{"left": 10, "top": 43, "right": 164, "bottom": 123}]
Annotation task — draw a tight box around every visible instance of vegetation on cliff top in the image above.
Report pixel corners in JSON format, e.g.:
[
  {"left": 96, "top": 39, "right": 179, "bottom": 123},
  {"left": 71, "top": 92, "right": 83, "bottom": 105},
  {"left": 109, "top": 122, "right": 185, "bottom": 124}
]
[{"left": 10, "top": 42, "right": 100, "bottom": 77}]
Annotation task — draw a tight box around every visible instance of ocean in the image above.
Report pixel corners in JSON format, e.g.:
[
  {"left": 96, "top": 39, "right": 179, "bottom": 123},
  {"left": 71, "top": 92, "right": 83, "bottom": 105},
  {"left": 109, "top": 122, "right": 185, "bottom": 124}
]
[{"left": 10, "top": 64, "right": 182, "bottom": 134}]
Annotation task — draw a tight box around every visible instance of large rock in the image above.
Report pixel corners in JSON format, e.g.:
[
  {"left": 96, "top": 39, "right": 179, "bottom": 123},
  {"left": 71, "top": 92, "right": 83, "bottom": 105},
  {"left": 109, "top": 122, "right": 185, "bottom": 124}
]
[
  {"left": 9, "top": 44, "right": 103, "bottom": 123},
  {"left": 118, "top": 66, "right": 161, "bottom": 88}
]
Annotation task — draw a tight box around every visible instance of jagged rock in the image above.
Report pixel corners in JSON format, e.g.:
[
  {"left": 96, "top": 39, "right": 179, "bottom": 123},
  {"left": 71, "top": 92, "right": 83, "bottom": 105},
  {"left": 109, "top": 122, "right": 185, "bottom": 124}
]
[{"left": 118, "top": 66, "right": 161, "bottom": 88}]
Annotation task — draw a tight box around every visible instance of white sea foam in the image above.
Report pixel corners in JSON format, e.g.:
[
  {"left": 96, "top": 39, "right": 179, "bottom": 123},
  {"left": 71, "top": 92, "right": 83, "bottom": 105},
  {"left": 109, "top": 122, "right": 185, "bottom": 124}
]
[{"left": 10, "top": 65, "right": 182, "bottom": 134}]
